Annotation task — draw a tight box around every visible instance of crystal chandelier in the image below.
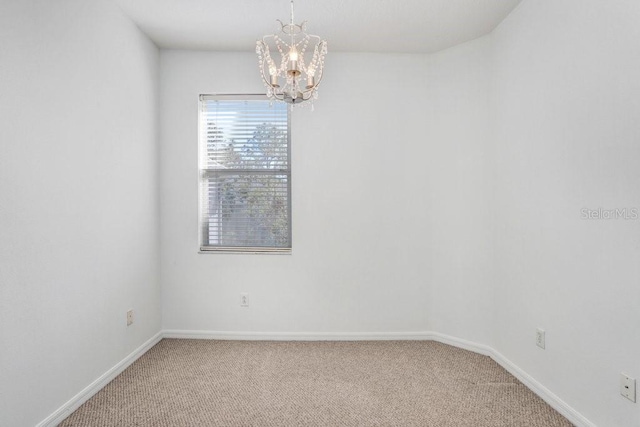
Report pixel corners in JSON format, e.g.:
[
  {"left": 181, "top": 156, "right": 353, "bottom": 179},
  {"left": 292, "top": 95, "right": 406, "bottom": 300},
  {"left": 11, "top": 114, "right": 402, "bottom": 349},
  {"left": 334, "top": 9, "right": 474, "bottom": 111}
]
[{"left": 256, "top": 0, "right": 327, "bottom": 105}]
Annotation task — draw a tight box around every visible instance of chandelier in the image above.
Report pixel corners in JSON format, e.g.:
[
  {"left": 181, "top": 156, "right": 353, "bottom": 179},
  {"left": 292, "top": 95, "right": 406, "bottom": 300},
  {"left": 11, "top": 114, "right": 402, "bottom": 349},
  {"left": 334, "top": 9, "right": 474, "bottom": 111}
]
[{"left": 256, "top": 0, "right": 328, "bottom": 105}]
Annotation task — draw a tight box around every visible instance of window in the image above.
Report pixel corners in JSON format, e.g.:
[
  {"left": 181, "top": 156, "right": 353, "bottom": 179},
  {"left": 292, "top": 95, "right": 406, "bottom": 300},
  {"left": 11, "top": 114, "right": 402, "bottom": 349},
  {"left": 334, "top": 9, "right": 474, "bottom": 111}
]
[{"left": 198, "top": 95, "right": 291, "bottom": 253}]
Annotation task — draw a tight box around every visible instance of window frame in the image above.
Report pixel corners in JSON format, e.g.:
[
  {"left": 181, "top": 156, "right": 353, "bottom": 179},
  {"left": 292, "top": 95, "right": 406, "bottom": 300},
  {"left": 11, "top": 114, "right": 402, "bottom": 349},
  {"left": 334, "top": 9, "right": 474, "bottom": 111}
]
[{"left": 197, "top": 94, "right": 292, "bottom": 254}]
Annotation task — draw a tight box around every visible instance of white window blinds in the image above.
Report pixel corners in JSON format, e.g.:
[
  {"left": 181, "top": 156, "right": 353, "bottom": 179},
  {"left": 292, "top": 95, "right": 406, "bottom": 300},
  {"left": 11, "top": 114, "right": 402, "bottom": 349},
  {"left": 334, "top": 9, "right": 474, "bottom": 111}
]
[{"left": 198, "top": 95, "right": 291, "bottom": 253}]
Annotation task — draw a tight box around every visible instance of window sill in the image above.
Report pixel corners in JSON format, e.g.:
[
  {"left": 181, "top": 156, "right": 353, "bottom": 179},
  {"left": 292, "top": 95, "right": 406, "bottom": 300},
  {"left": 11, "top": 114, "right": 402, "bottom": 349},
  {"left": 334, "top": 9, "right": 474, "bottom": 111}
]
[{"left": 198, "top": 248, "right": 291, "bottom": 255}]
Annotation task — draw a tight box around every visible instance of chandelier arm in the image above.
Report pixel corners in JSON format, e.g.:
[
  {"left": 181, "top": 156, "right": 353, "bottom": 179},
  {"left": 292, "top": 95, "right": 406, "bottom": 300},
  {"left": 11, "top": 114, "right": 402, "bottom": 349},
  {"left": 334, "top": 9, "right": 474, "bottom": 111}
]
[
  {"left": 260, "top": 57, "right": 272, "bottom": 87},
  {"left": 312, "top": 67, "right": 325, "bottom": 87}
]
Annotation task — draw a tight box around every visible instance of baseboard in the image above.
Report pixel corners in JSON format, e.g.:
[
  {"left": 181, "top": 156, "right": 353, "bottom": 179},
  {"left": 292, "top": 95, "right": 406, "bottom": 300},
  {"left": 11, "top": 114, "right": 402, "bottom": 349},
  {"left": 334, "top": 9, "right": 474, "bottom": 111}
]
[
  {"left": 37, "top": 329, "right": 594, "bottom": 427},
  {"left": 162, "top": 329, "right": 496, "bottom": 356},
  {"left": 162, "top": 329, "right": 440, "bottom": 341},
  {"left": 489, "top": 350, "right": 596, "bottom": 427},
  {"left": 36, "top": 331, "right": 163, "bottom": 427},
  {"left": 411, "top": 333, "right": 594, "bottom": 427},
  {"left": 425, "top": 331, "right": 494, "bottom": 357}
]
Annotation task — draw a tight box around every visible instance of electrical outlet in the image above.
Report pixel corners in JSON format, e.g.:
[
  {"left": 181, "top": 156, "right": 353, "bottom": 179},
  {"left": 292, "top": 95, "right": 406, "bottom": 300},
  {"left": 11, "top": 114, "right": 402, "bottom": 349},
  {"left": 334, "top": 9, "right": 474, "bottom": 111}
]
[
  {"left": 621, "top": 373, "right": 636, "bottom": 402},
  {"left": 127, "top": 309, "right": 134, "bottom": 326},
  {"left": 536, "top": 328, "right": 545, "bottom": 349},
  {"left": 240, "top": 292, "right": 249, "bottom": 307}
]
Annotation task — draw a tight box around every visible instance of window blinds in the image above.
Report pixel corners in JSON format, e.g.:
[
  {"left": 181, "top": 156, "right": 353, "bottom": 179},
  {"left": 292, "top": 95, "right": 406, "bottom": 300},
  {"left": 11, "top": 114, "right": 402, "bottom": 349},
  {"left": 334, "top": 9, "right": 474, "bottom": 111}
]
[{"left": 199, "top": 95, "right": 291, "bottom": 252}]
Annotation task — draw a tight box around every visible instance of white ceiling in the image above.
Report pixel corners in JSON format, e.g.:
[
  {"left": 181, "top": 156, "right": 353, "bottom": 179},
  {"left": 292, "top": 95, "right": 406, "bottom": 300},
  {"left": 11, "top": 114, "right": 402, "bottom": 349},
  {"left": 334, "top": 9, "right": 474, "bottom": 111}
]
[{"left": 114, "top": 0, "right": 522, "bottom": 54}]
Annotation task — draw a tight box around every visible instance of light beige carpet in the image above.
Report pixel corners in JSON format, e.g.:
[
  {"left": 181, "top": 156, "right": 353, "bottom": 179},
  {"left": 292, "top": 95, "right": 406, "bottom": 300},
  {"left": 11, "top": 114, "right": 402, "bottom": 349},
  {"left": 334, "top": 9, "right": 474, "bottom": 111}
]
[{"left": 60, "top": 339, "right": 573, "bottom": 426}]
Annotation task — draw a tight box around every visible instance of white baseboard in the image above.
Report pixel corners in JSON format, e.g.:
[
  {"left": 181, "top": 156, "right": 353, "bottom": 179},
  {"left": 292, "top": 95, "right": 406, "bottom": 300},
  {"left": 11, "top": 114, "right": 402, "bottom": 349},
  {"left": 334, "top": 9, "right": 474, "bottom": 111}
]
[
  {"left": 162, "top": 329, "right": 440, "bottom": 341},
  {"left": 162, "top": 329, "right": 494, "bottom": 355},
  {"left": 489, "top": 350, "right": 596, "bottom": 427},
  {"left": 426, "top": 331, "right": 494, "bottom": 356},
  {"left": 36, "top": 332, "right": 163, "bottom": 427},
  {"left": 399, "top": 333, "right": 593, "bottom": 427},
  {"left": 38, "top": 329, "right": 594, "bottom": 427},
  {"left": 410, "top": 333, "right": 592, "bottom": 425}
]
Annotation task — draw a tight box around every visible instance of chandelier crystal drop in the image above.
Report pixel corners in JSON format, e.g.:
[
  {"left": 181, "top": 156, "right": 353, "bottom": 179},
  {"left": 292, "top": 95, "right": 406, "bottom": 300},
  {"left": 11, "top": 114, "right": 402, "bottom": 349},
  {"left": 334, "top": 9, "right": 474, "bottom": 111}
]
[{"left": 256, "top": 0, "right": 327, "bottom": 105}]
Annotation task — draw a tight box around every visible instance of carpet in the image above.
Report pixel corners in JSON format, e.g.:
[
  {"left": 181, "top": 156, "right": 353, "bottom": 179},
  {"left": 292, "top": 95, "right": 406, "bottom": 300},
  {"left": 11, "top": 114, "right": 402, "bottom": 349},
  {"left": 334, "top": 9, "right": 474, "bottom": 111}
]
[{"left": 60, "top": 339, "right": 573, "bottom": 426}]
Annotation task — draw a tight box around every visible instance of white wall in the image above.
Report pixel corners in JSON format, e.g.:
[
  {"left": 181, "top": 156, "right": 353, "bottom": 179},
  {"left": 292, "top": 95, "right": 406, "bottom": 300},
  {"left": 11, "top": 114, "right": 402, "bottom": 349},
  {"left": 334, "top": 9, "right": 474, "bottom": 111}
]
[
  {"left": 423, "top": 36, "right": 495, "bottom": 346},
  {"left": 160, "top": 51, "right": 470, "bottom": 334},
  {"left": 491, "top": 1, "right": 640, "bottom": 426},
  {"left": 159, "top": 44, "right": 496, "bottom": 339},
  {"left": 0, "top": 1, "right": 160, "bottom": 426}
]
